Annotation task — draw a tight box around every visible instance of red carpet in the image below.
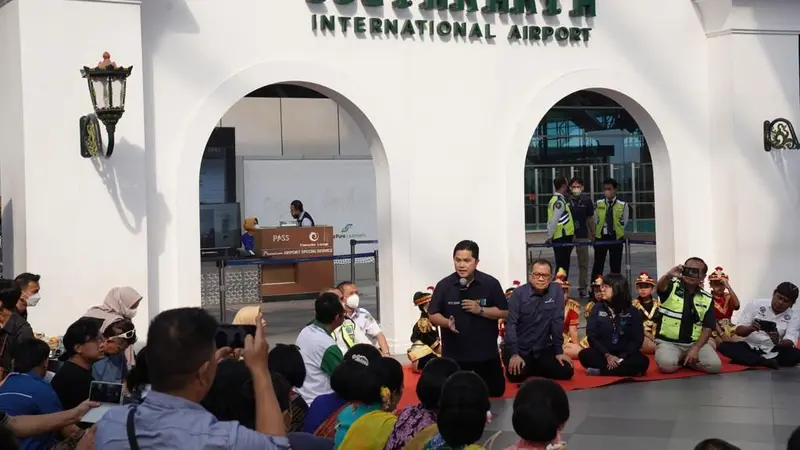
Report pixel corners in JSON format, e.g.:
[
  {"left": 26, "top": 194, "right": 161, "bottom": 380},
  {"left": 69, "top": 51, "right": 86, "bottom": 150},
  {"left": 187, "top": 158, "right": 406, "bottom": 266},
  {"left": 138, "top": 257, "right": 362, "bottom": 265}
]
[{"left": 397, "top": 354, "right": 753, "bottom": 409}]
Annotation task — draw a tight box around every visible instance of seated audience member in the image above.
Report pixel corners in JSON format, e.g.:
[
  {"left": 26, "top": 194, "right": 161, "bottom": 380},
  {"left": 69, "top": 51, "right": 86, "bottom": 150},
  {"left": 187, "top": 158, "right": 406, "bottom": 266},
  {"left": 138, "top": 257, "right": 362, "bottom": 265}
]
[
  {"left": 498, "top": 280, "right": 521, "bottom": 359},
  {"left": 338, "top": 282, "right": 392, "bottom": 356},
  {"left": 50, "top": 318, "right": 104, "bottom": 411},
  {"left": 385, "top": 357, "right": 460, "bottom": 450},
  {"left": 268, "top": 344, "right": 308, "bottom": 432},
  {"left": 335, "top": 357, "right": 404, "bottom": 448},
  {"left": 82, "top": 286, "right": 143, "bottom": 370},
  {"left": 330, "top": 287, "right": 371, "bottom": 355},
  {"left": 95, "top": 307, "right": 289, "bottom": 449},
  {"left": 407, "top": 287, "right": 441, "bottom": 373},
  {"left": 0, "top": 339, "right": 81, "bottom": 449},
  {"left": 504, "top": 259, "right": 574, "bottom": 383},
  {"left": 405, "top": 371, "right": 490, "bottom": 450},
  {"left": 295, "top": 292, "right": 345, "bottom": 405},
  {"left": 201, "top": 360, "right": 332, "bottom": 449},
  {"left": 13, "top": 273, "right": 41, "bottom": 321},
  {"left": 718, "top": 282, "right": 800, "bottom": 369},
  {"left": 123, "top": 346, "right": 149, "bottom": 405},
  {"left": 92, "top": 318, "right": 136, "bottom": 382},
  {"left": 788, "top": 426, "right": 800, "bottom": 450},
  {"left": 708, "top": 267, "right": 741, "bottom": 347},
  {"left": 579, "top": 274, "right": 650, "bottom": 376},
  {"left": 0, "top": 401, "right": 98, "bottom": 443},
  {"left": 553, "top": 269, "right": 582, "bottom": 359},
  {"left": 0, "top": 282, "right": 34, "bottom": 378},
  {"left": 503, "top": 379, "right": 569, "bottom": 450},
  {"left": 632, "top": 272, "right": 660, "bottom": 354},
  {"left": 303, "top": 344, "right": 382, "bottom": 437},
  {"left": 694, "top": 438, "right": 741, "bottom": 450},
  {"left": 232, "top": 306, "right": 267, "bottom": 329},
  {"left": 653, "top": 258, "right": 722, "bottom": 374},
  {"left": 579, "top": 274, "right": 605, "bottom": 349}
]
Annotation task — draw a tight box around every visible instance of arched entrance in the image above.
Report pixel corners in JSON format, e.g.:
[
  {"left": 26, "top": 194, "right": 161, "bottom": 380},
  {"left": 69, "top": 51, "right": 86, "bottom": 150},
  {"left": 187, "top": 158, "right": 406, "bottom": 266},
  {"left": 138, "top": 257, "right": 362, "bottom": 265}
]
[
  {"left": 158, "top": 62, "right": 394, "bottom": 330},
  {"left": 524, "top": 90, "right": 656, "bottom": 293},
  {"left": 503, "top": 71, "right": 673, "bottom": 285}
]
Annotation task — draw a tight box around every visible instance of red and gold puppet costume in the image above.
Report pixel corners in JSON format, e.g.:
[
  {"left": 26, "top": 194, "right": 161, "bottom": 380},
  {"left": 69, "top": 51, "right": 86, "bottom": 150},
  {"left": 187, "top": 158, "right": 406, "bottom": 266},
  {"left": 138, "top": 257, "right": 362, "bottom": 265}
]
[
  {"left": 631, "top": 271, "right": 660, "bottom": 354},
  {"left": 554, "top": 269, "right": 582, "bottom": 359}
]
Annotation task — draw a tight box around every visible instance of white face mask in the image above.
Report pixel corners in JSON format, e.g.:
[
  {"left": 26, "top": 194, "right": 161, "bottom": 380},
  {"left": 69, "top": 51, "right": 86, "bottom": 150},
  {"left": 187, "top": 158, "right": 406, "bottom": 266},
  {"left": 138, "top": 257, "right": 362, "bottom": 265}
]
[
  {"left": 26, "top": 293, "right": 41, "bottom": 307},
  {"left": 346, "top": 294, "right": 360, "bottom": 309},
  {"left": 571, "top": 188, "right": 582, "bottom": 196}
]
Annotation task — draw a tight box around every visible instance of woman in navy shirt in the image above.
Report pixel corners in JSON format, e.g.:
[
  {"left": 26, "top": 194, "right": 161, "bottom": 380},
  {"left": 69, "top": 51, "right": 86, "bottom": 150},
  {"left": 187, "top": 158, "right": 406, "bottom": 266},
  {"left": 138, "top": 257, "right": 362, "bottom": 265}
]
[{"left": 579, "top": 273, "right": 650, "bottom": 376}]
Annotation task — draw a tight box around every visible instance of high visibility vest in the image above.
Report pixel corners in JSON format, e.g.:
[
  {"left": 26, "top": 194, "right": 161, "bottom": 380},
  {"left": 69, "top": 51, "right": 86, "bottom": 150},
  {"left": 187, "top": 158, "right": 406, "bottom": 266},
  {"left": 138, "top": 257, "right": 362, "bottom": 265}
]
[
  {"left": 548, "top": 195, "right": 575, "bottom": 238},
  {"left": 595, "top": 199, "right": 626, "bottom": 239},
  {"left": 334, "top": 319, "right": 357, "bottom": 349},
  {"left": 657, "top": 280, "right": 713, "bottom": 342}
]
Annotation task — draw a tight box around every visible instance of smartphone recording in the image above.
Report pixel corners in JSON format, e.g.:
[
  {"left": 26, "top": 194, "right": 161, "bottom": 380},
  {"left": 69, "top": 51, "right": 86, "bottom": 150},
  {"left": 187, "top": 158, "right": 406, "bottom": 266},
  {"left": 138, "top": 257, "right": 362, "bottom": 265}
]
[{"left": 215, "top": 324, "right": 256, "bottom": 349}]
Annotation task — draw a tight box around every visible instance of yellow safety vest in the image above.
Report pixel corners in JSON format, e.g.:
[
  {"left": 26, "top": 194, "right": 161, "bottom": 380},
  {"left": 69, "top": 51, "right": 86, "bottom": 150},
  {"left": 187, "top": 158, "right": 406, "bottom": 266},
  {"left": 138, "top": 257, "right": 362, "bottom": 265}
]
[
  {"left": 333, "top": 320, "right": 357, "bottom": 349},
  {"left": 548, "top": 195, "right": 575, "bottom": 239},
  {"left": 595, "top": 198, "right": 626, "bottom": 239},
  {"left": 657, "top": 280, "right": 713, "bottom": 342}
]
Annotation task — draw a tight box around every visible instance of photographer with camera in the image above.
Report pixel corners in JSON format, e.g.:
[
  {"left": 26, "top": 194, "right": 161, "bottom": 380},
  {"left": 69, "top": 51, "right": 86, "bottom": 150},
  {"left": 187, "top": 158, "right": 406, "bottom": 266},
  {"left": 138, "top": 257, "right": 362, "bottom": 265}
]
[
  {"left": 653, "top": 258, "right": 722, "bottom": 374},
  {"left": 718, "top": 282, "right": 800, "bottom": 369}
]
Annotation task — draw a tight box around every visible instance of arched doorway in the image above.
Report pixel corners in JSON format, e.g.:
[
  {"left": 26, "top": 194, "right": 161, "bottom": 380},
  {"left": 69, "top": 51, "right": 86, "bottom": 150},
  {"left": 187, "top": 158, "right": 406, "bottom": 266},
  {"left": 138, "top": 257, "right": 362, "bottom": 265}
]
[
  {"left": 196, "top": 82, "right": 384, "bottom": 342},
  {"left": 524, "top": 90, "right": 656, "bottom": 294},
  {"left": 158, "top": 64, "right": 394, "bottom": 343}
]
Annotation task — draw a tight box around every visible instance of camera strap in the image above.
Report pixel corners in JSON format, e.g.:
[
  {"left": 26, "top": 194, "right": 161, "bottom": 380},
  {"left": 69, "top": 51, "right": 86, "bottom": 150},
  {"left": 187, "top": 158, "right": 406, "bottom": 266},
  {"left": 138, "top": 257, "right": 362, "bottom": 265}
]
[{"left": 126, "top": 406, "right": 140, "bottom": 450}]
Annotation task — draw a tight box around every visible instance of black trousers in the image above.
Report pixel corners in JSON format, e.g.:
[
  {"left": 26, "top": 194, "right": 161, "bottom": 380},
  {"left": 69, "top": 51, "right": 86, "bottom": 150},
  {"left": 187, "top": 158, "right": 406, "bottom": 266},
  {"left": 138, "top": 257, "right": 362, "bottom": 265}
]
[
  {"left": 458, "top": 356, "right": 506, "bottom": 397},
  {"left": 552, "top": 236, "right": 574, "bottom": 277},
  {"left": 718, "top": 341, "right": 800, "bottom": 367},
  {"left": 502, "top": 346, "right": 574, "bottom": 383},
  {"left": 578, "top": 347, "right": 650, "bottom": 376},
  {"left": 591, "top": 235, "right": 624, "bottom": 276}
]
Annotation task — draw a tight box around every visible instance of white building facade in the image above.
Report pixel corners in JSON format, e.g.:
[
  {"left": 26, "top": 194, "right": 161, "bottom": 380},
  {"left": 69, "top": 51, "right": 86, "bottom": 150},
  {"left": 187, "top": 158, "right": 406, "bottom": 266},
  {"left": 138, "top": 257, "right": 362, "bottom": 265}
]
[{"left": 1, "top": 0, "right": 799, "bottom": 350}]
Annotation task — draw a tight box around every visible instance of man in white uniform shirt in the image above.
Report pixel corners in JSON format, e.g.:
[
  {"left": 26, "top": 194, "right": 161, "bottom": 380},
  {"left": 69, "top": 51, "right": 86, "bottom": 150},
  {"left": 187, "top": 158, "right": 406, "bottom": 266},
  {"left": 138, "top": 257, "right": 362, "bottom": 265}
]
[
  {"left": 337, "top": 282, "right": 391, "bottom": 356},
  {"left": 718, "top": 282, "right": 800, "bottom": 369}
]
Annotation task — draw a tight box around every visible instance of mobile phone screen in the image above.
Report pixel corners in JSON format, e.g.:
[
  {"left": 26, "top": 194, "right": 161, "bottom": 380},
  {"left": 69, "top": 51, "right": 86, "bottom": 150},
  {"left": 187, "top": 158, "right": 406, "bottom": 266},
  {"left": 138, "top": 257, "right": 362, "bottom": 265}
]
[
  {"left": 758, "top": 320, "right": 778, "bottom": 332},
  {"left": 215, "top": 324, "right": 256, "bottom": 349},
  {"left": 681, "top": 266, "right": 700, "bottom": 278},
  {"left": 89, "top": 382, "right": 124, "bottom": 404}
]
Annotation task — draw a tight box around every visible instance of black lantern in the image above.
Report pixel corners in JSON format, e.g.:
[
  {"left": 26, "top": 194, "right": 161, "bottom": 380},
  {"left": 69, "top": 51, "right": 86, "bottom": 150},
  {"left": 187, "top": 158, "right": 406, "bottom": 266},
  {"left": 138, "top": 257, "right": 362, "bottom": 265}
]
[
  {"left": 763, "top": 118, "right": 800, "bottom": 152},
  {"left": 79, "top": 52, "right": 133, "bottom": 158}
]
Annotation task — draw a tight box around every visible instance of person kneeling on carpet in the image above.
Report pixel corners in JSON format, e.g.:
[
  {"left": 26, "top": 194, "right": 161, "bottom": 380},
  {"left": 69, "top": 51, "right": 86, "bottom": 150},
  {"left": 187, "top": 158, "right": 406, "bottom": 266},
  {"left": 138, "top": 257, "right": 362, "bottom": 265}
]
[
  {"left": 504, "top": 259, "right": 574, "bottom": 383},
  {"left": 408, "top": 287, "right": 442, "bottom": 373},
  {"left": 717, "top": 282, "right": 800, "bottom": 369},
  {"left": 632, "top": 272, "right": 660, "bottom": 355},
  {"left": 653, "top": 258, "right": 722, "bottom": 374},
  {"left": 578, "top": 273, "right": 650, "bottom": 376},
  {"left": 553, "top": 269, "right": 582, "bottom": 360}
]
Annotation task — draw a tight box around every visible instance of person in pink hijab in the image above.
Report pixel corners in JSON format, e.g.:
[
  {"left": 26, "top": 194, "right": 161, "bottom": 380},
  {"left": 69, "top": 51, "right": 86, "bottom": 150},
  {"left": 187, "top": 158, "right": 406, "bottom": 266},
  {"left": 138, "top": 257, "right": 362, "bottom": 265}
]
[{"left": 83, "top": 287, "right": 142, "bottom": 333}]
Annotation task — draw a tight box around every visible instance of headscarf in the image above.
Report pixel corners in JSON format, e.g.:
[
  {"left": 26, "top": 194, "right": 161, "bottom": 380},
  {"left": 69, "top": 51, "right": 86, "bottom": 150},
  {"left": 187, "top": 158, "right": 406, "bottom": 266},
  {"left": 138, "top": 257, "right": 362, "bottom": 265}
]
[
  {"left": 232, "top": 306, "right": 266, "bottom": 328},
  {"left": 84, "top": 287, "right": 142, "bottom": 333},
  {"left": 338, "top": 410, "right": 397, "bottom": 450},
  {"left": 243, "top": 217, "right": 258, "bottom": 235}
]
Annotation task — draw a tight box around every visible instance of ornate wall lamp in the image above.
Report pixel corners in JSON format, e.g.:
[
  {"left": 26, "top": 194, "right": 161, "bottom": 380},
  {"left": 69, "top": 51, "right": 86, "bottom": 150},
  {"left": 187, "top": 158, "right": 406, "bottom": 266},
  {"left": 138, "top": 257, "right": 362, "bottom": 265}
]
[
  {"left": 79, "top": 52, "right": 133, "bottom": 158},
  {"left": 764, "top": 118, "right": 800, "bottom": 152}
]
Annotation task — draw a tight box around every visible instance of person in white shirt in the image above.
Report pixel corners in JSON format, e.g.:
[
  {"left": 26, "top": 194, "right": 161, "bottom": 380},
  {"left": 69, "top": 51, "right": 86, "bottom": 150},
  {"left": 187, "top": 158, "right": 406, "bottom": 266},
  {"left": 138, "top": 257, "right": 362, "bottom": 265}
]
[
  {"left": 295, "top": 292, "right": 345, "bottom": 405},
  {"left": 337, "top": 282, "right": 391, "bottom": 356},
  {"left": 327, "top": 287, "right": 371, "bottom": 354},
  {"left": 289, "top": 200, "right": 315, "bottom": 227},
  {"left": 718, "top": 282, "right": 800, "bottom": 369}
]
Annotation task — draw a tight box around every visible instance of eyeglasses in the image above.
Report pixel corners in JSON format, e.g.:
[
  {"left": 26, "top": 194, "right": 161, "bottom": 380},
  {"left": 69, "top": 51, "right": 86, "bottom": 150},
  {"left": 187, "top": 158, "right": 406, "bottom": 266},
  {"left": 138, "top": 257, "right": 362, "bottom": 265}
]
[
  {"left": 109, "top": 329, "right": 137, "bottom": 342},
  {"left": 531, "top": 273, "right": 550, "bottom": 280}
]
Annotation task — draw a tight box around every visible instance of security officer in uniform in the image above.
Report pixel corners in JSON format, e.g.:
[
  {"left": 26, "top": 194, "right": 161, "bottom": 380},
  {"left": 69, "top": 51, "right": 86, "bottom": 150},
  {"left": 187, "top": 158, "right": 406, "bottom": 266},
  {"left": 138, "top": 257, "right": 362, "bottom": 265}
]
[
  {"left": 591, "top": 178, "right": 628, "bottom": 276},
  {"left": 653, "top": 257, "right": 722, "bottom": 374},
  {"left": 546, "top": 176, "right": 575, "bottom": 278}
]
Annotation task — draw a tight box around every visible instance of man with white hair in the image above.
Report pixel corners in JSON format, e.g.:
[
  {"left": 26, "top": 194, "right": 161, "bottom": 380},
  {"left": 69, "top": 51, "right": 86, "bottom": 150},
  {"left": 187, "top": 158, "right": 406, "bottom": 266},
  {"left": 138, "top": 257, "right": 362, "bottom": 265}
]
[{"left": 337, "top": 282, "right": 391, "bottom": 356}]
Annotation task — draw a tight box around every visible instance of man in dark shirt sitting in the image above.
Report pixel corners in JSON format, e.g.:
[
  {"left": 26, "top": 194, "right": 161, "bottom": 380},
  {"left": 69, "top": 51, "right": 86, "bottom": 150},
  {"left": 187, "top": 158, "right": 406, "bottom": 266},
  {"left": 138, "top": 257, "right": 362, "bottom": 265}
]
[
  {"left": 428, "top": 240, "right": 508, "bottom": 397},
  {"left": 503, "top": 259, "right": 574, "bottom": 382},
  {"left": 653, "top": 257, "right": 722, "bottom": 374}
]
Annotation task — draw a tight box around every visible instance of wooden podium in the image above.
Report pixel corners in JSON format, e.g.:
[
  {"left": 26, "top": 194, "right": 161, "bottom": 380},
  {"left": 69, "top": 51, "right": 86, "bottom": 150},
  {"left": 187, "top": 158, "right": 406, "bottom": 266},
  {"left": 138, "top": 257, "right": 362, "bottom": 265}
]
[{"left": 253, "top": 226, "right": 335, "bottom": 300}]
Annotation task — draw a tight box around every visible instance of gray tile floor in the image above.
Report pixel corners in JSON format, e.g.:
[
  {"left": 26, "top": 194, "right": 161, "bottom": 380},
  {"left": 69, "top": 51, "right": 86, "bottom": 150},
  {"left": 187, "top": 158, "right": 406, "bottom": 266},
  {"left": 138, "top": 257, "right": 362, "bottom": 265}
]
[
  {"left": 204, "top": 246, "right": 800, "bottom": 449},
  {"left": 482, "top": 369, "right": 800, "bottom": 450}
]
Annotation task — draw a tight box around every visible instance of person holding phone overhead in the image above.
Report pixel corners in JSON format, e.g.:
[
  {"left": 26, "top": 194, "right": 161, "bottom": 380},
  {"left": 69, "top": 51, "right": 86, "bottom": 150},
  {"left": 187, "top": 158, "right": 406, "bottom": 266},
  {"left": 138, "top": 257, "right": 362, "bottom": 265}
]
[
  {"left": 653, "top": 258, "right": 722, "bottom": 374},
  {"left": 718, "top": 282, "right": 800, "bottom": 369}
]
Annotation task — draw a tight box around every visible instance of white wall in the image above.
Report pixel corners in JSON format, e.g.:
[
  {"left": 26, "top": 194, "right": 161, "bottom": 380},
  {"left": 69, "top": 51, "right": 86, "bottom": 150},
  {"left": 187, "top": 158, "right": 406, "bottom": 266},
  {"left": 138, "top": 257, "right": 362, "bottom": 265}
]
[
  {"left": 4, "top": 0, "right": 800, "bottom": 349},
  {"left": 219, "top": 97, "right": 370, "bottom": 158},
  {"left": 0, "top": 0, "right": 149, "bottom": 337}
]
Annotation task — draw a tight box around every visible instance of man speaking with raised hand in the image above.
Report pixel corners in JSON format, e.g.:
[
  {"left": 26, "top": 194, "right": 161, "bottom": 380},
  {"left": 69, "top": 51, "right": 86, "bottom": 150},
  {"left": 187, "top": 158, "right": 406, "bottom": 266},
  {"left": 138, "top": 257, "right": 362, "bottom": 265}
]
[{"left": 428, "top": 240, "right": 508, "bottom": 397}]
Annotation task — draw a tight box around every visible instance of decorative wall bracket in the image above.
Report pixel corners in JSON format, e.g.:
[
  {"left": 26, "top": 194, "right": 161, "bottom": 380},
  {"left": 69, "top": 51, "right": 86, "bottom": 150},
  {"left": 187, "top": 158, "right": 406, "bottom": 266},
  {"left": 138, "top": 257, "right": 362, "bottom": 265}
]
[{"left": 764, "top": 118, "right": 800, "bottom": 152}]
